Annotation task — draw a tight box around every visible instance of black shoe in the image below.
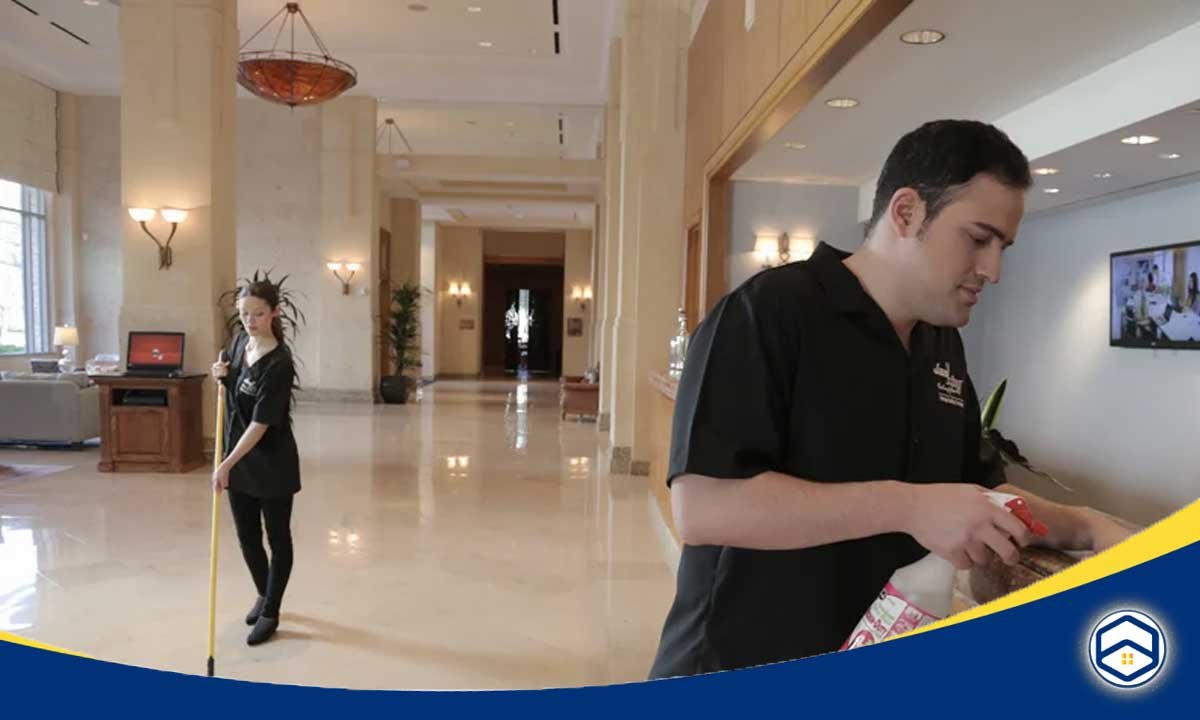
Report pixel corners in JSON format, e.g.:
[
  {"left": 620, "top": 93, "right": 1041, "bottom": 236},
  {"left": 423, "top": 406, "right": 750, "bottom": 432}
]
[
  {"left": 247, "top": 615, "right": 279, "bottom": 646},
  {"left": 245, "top": 596, "right": 266, "bottom": 626}
]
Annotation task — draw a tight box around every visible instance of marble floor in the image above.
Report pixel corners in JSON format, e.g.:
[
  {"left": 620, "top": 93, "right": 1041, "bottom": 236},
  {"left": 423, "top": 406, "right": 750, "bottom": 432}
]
[{"left": 0, "top": 380, "right": 678, "bottom": 689}]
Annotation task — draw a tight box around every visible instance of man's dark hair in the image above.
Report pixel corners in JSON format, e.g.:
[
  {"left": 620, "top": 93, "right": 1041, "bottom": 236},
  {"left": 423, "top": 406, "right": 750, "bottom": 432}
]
[{"left": 866, "top": 120, "right": 1031, "bottom": 236}]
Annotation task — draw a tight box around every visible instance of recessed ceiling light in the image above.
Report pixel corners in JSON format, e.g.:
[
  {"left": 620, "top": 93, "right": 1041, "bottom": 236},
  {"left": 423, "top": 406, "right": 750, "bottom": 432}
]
[
  {"left": 478, "top": 41, "right": 493, "bottom": 48},
  {"left": 825, "top": 98, "right": 859, "bottom": 109},
  {"left": 1121, "top": 135, "right": 1159, "bottom": 145},
  {"left": 504, "top": 121, "right": 516, "bottom": 128},
  {"left": 83, "top": 0, "right": 101, "bottom": 5},
  {"left": 900, "top": 29, "right": 945, "bottom": 45},
  {"left": 1032, "top": 167, "right": 1059, "bottom": 176},
  {"left": 1043, "top": 188, "right": 1061, "bottom": 194},
  {"left": 1094, "top": 172, "right": 1112, "bottom": 179},
  {"left": 464, "top": 120, "right": 478, "bottom": 125},
  {"left": 1160, "top": 152, "right": 1182, "bottom": 159},
  {"left": 408, "top": 3, "right": 429, "bottom": 11},
  {"left": 467, "top": 6, "right": 483, "bottom": 12},
  {"left": 784, "top": 142, "right": 806, "bottom": 150}
]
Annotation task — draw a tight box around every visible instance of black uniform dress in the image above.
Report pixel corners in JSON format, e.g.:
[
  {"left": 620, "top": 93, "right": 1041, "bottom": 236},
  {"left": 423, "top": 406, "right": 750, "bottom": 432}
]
[
  {"left": 648, "top": 242, "right": 1004, "bottom": 678},
  {"left": 219, "top": 332, "right": 301, "bottom": 618}
]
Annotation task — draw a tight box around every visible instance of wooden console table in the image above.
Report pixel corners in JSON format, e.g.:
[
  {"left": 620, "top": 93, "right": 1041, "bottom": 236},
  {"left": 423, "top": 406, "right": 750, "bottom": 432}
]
[{"left": 91, "top": 374, "right": 206, "bottom": 473}]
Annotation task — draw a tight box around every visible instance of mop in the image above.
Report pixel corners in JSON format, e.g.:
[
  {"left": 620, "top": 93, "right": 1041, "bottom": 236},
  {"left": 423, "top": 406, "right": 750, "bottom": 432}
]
[{"left": 206, "top": 350, "right": 228, "bottom": 678}]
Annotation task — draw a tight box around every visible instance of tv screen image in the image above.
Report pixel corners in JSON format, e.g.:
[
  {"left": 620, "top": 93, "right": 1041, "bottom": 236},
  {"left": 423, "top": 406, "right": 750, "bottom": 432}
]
[{"left": 1111, "top": 240, "right": 1200, "bottom": 349}]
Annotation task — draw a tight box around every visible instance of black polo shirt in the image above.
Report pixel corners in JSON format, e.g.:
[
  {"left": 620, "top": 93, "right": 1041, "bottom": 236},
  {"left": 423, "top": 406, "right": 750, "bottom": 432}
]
[
  {"left": 220, "top": 332, "right": 301, "bottom": 499},
  {"left": 648, "top": 242, "right": 1002, "bottom": 678}
]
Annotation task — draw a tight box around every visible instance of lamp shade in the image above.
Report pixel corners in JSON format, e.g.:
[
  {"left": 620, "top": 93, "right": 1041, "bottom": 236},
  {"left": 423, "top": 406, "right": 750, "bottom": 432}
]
[
  {"left": 345, "top": 262, "right": 362, "bottom": 272},
  {"left": 326, "top": 262, "right": 343, "bottom": 272},
  {"left": 583, "top": 286, "right": 593, "bottom": 300},
  {"left": 460, "top": 282, "right": 472, "bottom": 296},
  {"left": 449, "top": 282, "right": 461, "bottom": 296},
  {"left": 53, "top": 326, "right": 79, "bottom": 347},
  {"left": 754, "top": 234, "right": 780, "bottom": 263},
  {"left": 160, "top": 208, "right": 188, "bottom": 224},
  {"left": 790, "top": 235, "right": 817, "bottom": 261},
  {"left": 128, "top": 207, "right": 156, "bottom": 223}
]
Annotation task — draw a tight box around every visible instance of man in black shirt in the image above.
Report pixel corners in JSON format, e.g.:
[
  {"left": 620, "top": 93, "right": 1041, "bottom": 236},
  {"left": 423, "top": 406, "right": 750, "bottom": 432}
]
[{"left": 649, "top": 120, "right": 1132, "bottom": 678}]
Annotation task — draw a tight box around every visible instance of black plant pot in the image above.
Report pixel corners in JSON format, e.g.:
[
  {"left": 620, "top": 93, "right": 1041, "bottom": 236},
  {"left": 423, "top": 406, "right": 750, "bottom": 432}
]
[{"left": 380, "top": 375, "right": 411, "bottom": 404}]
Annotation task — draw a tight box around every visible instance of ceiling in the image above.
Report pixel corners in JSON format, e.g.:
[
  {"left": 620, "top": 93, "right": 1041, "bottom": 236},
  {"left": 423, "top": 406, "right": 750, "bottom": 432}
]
[
  {"left": 735, "top": 0, "right": 1200, "bottom": 188},
  {"left": 375, "top": 102, "right": 602, "bottom": 160},
  {"left": 0, "top": 0, "right": 619, "bottom": 104},
  {"left": 0, "top": 0, "right": 614, "bottom": 230},
  {"left": 1025, "top": 102, "right": 1200, "bottom": 214},
  {"left": 422, "top": 197, "right": 593, "bottom": 229}
]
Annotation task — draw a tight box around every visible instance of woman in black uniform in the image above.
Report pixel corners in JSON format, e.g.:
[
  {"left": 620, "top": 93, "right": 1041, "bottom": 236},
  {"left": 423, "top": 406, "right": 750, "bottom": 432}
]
[{"left": 211, "top": 279, "right": 301, "bottom": 646}]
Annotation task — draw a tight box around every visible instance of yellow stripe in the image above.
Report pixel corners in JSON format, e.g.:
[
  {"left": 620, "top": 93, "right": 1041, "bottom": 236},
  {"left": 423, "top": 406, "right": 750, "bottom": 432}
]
[
  {"left": 898, "top": 497, "right": 1200, "bottom": 640},
  {"left": 0, "top": 630, "right": 88, "bottom": 657}
]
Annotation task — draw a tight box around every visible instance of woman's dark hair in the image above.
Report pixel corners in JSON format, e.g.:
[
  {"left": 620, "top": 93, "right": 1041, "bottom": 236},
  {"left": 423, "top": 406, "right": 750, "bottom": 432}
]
[
  {"left": 239, "top": 280, "right": 286, "bottom": 346},
  {"left": 867, "top": 120, "right": 1032, "bottom": 236},
  {"left": 1188, "top": 272, "right": 1198, "bottom": 303}
]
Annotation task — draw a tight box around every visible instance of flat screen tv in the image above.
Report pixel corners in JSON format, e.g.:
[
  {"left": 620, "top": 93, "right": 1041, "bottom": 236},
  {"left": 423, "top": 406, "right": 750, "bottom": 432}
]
[{"left": 1111, "top": 240, "right": 1200, "bottom": 349}]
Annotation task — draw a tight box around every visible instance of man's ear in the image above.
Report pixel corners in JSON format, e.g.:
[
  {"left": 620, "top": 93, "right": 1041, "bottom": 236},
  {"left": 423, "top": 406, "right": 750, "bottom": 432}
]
[{"left": 888, "top": 188, "right": 926, "bottom": 239}]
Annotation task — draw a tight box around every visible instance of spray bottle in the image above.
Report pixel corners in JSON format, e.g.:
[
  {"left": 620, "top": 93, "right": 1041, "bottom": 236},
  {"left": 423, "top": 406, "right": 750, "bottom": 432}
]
[{"left": 841, "top": 491, "right": 1048, "bottom": 650}]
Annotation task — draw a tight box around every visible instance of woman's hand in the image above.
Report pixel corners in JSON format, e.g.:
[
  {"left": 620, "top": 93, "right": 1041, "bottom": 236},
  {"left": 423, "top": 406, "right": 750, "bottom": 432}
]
[
  {"left": 211, "top": 359, "right": 230, "bottom": 380},
  {"left": 212, "top": 463, "right": 231, "bottom": 493}
]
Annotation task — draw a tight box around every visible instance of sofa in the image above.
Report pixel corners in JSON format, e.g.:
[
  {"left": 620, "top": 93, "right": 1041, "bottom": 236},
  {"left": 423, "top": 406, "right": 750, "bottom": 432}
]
[
  {"left": 0, "top": 371, "right": 100, "bottom": 446},
  {"left": 560, "top": 375, "right": 599, "bottom": 420}
]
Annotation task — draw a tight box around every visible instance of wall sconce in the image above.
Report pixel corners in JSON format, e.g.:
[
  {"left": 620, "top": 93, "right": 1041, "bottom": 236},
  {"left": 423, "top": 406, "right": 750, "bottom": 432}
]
[
  {"left": 448, "top": 281, "right": 472, "bottom": 307},
  {"left": 571, "top": 285, "right": 593, "bottom": 310},
  {"left": 128, "top": 207, "right": 188, "bottom": 270},
  {"left": 326, "top": 261, "right": 362, "bottom": 295},
  {"left": 755, "top": 232, "right": 816, "bottom": 268}
]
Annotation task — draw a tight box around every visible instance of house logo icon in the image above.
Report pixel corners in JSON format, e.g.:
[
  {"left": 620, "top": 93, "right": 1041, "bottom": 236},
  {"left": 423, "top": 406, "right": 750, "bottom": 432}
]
[{"left": 1088, "top": 610, "right": 1166, "bottom": 688}]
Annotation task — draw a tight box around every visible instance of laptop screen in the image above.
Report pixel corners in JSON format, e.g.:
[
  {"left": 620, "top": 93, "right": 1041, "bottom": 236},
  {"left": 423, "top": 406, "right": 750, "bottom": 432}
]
[{"left": 127, "top": 332, "right": 185, "bottom": 370}]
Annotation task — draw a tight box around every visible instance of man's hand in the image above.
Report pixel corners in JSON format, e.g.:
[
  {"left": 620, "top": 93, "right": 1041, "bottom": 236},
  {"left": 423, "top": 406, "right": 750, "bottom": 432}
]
[
  {"left": 1086, "top": 510, "right": 1134, "bottom": 552},
  {"left": 902, "top": 484, "right": 1033, "bottom": 570}
]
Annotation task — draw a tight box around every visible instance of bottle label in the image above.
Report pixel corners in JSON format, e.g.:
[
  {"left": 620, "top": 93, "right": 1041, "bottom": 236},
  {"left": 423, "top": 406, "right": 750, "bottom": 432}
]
[{"left": 841, "top": 582, "right": 940, "bottom": 650}]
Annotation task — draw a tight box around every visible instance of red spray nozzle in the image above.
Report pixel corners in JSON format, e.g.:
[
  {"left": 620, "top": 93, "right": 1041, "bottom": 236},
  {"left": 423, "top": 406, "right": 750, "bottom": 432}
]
[{"left": 1003, "top": 496, "right": 1049, "bottom": 537}]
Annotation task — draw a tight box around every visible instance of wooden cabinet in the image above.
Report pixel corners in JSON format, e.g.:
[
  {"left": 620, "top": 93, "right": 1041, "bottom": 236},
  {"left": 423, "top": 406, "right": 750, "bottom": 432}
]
[{"left": 92, "top": 374, "right": 206, "bottom": 473}]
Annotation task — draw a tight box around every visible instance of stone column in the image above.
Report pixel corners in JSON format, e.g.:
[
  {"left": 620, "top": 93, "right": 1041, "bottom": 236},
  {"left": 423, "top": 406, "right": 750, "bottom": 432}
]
[
  {"left": 118, "top": 0, "right": 238, "bottom": 434},
  {"left": 606, "top": 0, "right": 689, "bottom": 474},
  {"left": 317, "top": 96, "right": 378, "bottom": 401}
]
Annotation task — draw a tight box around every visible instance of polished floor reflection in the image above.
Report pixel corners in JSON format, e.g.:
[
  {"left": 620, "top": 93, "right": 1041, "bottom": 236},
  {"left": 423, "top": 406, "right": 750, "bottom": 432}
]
[{"left": 0, "top": 380, "right": 676, "bottom": 689}]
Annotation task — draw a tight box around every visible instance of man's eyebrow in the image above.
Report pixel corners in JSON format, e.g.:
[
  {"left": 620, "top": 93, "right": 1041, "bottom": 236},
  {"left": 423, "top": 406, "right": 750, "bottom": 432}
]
[{"left": 973, "top": 221, "right": 1012, "bottom": 247}]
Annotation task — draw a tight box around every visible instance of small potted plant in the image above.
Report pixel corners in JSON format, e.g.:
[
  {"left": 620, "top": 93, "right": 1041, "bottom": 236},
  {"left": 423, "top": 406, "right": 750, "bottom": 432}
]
[{"left": 381, "top": 283, "right": 421, "bottom": 404}]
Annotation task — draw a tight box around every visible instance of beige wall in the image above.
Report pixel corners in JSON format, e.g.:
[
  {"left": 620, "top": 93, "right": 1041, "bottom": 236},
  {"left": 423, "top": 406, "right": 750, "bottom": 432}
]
[
  {"left": 436, "top": 225, "right": 483, "bottom": 376},
  {"left": 562, "top": 229, "right": 593, "bottom": 377},
  {"left": 483, "top": 230, "right": 565, "bottom": 259}
]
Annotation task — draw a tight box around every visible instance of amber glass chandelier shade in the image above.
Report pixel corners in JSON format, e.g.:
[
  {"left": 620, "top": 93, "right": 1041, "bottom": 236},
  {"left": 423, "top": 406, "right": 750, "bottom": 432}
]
[
  {"left": 238, "top": 3, "right": 357, "bottom": 108},
  {"left": 237, "top": 51, "right": 357, "bottom": 107}
]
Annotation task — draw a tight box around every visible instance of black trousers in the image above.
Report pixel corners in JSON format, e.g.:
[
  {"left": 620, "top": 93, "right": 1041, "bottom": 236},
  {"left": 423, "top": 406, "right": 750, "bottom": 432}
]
[{"left": 228, "top": 489, "right": 294, "bottom": 619}]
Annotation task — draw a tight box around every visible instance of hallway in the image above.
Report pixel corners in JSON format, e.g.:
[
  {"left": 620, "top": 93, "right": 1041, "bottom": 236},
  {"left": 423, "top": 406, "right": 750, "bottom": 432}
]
[{"left": 0, "top": 381, "right": 676, "bottom": 689}]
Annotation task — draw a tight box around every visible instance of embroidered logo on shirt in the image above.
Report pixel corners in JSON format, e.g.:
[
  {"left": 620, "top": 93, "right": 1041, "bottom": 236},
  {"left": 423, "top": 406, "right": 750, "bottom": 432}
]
[{"left": 933, "top": 361, "right": 964, "bottom": 409}]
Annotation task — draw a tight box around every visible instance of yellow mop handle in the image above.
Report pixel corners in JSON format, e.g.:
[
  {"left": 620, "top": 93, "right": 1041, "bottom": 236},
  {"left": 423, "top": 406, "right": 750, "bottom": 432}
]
[{"left": 207, "top": 351, "right": 227, "bottom": 677}]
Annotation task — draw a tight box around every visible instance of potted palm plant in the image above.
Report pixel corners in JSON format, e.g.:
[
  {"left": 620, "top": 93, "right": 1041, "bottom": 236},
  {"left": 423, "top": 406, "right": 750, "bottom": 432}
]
[{"left": 380, "top": 282, "right": 421, "bottom": 404}]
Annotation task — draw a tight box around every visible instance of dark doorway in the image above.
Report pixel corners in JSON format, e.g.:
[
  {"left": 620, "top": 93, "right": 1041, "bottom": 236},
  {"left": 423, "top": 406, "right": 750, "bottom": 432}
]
[{"left": 483, "top": 263, "right": 563, "bottom": 378}]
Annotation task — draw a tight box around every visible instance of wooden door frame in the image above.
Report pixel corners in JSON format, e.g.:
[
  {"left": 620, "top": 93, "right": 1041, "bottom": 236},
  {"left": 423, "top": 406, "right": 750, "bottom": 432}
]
[{"left": 695, "top": 0, "right": 911, "bottom": 315}]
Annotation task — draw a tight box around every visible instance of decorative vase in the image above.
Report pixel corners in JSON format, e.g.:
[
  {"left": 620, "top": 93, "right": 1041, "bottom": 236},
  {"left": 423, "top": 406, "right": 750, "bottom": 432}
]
[{"left": 668, "top": 308, "right": 689, "bottom": 379}]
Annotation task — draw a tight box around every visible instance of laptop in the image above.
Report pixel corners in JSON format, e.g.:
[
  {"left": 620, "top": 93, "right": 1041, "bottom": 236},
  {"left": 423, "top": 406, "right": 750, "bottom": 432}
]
[{"left": 125, "top": 331, "right": 186, "bottom": 377}]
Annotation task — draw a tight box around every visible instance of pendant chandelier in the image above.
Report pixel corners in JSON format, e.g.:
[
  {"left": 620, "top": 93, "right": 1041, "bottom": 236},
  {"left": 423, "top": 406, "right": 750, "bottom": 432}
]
[{"left": 237, "top": 2, "right": 357, "bottom": 108}]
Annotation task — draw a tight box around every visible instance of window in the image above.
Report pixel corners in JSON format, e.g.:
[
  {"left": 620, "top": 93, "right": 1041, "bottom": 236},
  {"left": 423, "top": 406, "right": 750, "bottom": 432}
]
[{"left": 0, "top": 179, "right": 50, "bottom": 355}]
